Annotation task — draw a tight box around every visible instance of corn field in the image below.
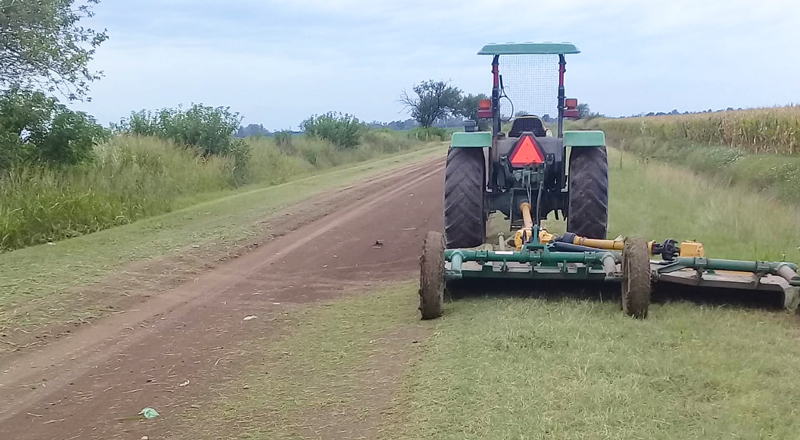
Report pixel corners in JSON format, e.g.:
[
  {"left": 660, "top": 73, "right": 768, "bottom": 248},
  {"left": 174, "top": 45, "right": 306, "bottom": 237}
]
[{"left": 599, "top": 106, "right": 800, "bottom": 155}]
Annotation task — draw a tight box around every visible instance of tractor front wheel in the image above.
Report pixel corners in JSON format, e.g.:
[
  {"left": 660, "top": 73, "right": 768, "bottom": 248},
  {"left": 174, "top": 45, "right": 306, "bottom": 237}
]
[
  {"left": 419, "top": 231, "right": 446, "bottom": 320},
  {"left": 567, "top": 147, "right": 609, "bottom": 239},
  {"left": 622, "top": 237, "right": 651, "bottom": 319},
  {"left": 444, "top": 148, "right": 486, "bottom": 248}
]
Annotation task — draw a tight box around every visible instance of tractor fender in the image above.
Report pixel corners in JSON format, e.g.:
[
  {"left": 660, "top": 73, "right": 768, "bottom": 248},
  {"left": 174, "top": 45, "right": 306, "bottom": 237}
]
[
  {"left": 564, "top": 130, "right": 606, "bottom": 148},
  {"left": 451, "top": 131, "right": 492, "bottom": 148}
]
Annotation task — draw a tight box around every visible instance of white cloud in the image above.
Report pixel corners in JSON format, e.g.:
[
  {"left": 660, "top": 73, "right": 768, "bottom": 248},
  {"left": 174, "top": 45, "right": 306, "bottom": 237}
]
[{"left": 76, "top": 0, "right": 800, "bottom": 127}]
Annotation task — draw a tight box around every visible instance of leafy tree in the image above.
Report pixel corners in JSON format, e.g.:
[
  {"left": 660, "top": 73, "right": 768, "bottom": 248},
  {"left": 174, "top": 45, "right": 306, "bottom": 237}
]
[
  {"left": 576, "top": 103, "right": 591, "bottom": 119},
  {"left": 456, "top": 93, "right": 490, "bottom": 124},
  {"left": 0, "top": 87, "right": 106, "bottom": 169},
  {"left": 0, "top": 0, "right": 108, "bottom": 101},
  {"left": 400, "top": 80, "right": 461, "bottom": 128}
]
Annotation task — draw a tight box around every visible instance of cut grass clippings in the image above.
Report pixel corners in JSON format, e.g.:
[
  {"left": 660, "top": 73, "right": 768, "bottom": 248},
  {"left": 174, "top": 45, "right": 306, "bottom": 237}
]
[{"left": 166, "top": 282, "right": 429, "bottom": 440}]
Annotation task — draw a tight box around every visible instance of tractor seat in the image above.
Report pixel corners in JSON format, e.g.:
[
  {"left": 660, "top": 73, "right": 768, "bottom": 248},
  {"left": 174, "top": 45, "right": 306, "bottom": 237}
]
[{"left": 509, "top": 116, "right": 547, "bottom": 138}]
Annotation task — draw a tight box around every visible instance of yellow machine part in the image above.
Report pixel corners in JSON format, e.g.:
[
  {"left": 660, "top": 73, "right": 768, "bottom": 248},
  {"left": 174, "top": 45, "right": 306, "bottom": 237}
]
[
  {"left": 572, "top": 236, "right": 624, "bottom": 251},
  {"left": 511, "top": 202, "right": 706, "bottom": 258},
  {"left": 680, "top": 241, "right": 705, "bottom": 257}
]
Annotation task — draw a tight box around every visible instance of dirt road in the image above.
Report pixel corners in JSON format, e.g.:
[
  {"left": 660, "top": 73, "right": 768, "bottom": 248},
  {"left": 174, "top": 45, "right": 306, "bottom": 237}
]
[{"left": 0, "top": 155, "right": 444, "bottom": 439}]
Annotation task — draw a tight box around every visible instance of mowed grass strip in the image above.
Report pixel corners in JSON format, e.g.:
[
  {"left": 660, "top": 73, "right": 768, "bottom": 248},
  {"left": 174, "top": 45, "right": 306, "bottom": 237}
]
[
  {"left": 385, "top": 149, "right": 800, "bottom": 439},
  {"left": 387, "top": 297, "right": 800, "bottom": 440},
  {"left": 167, "top": 283, "right": 429, "bottom": 440}
]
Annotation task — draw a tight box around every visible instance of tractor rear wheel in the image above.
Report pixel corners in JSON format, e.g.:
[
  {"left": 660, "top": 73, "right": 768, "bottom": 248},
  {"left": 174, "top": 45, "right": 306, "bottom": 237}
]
[
  {"left": 419, "top": 231, "right": 446, "bottom": 320},
  {"left": 622, "top": 237, "right": 651, "bottom": 319},
  {"left": 567, "top": 147, "right": 609, "bottom": 239},
  {"left": 444, "top": 148, "right": 486, "bottom": 249}
]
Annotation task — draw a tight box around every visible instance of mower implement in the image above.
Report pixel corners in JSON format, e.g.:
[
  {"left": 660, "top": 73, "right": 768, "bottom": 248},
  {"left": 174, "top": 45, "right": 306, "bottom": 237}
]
[{"left": 418, "top": 42, "right": 799, "bottom": 320}]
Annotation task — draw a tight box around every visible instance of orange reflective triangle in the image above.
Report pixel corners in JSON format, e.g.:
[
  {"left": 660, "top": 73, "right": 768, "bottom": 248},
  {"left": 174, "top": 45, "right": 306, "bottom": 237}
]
[{"left": 510, "top": 136, "right": 544, "bottom": 166}]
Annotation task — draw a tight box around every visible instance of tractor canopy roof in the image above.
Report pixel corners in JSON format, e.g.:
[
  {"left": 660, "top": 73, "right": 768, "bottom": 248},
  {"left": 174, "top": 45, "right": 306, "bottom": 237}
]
[{"left": 478, "top": 42, "right": 580, "bottom": 56}]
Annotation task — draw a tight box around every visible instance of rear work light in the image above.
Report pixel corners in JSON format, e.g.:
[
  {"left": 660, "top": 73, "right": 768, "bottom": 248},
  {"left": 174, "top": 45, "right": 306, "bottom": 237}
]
[{"left": 510, "top": 135, "right": 544, "bottom": 167}]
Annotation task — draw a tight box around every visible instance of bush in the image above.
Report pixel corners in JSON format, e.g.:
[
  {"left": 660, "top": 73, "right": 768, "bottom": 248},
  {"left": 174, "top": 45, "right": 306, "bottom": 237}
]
[
  {"left": 301, "top": 112, "right": 366, "bottom": 149},
  {"left": 115, "top": 104, "right": 245, "bottom": 156},
  {"left": 0, "top": 88, "right": 107, "bottom": 170},
  {"left": 115, "top": 104, "right": 251, "bottom": 184}
]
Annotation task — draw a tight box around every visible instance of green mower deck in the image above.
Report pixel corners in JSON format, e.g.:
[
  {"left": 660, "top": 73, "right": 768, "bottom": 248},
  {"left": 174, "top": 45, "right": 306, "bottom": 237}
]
[{"left": 419, "top": 230, "right": 800, "bottom": 320}]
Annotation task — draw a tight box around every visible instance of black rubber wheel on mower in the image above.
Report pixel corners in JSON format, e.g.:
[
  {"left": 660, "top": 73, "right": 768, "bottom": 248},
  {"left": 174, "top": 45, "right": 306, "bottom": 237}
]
[
  {"left": 567, "top": 147, "right": 609, "bottom": 239},
  {"left": 444, "top": 147, "right": 486, "bottom": 249},
  {"left": 419, "top": 231, "right": 446, "bottom": 320},
  {"left": 622, "top": 237, "right": 651, "bottom": 319}
]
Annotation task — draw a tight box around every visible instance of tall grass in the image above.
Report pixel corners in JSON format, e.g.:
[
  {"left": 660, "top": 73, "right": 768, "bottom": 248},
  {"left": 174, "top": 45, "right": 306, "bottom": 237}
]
[
  {"left": 0, "top": 132, "right": 423, "bottom": 252},
  {"left": 599, "top": 106, "right": 800, "bottom": 155},
  {"left": 580, "top": 107, "right": 800, "bottom": 204}
]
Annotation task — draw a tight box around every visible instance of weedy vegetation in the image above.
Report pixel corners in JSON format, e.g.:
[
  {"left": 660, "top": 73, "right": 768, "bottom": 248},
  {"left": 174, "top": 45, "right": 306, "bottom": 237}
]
[
  {"left": 0, "top": 103, "right": 426, "bottom": 252},
  {"left": 578, "top": 106, "right": 800, "bottom": 204}
]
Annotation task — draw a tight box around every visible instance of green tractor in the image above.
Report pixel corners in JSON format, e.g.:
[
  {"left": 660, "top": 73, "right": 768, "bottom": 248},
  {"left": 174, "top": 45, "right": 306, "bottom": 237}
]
[
  {"left": 419, "top": 42, "right": 800, "bottom": 320},
  {"left": 444, "top": 42, "right": 607, "bottom": 249}
]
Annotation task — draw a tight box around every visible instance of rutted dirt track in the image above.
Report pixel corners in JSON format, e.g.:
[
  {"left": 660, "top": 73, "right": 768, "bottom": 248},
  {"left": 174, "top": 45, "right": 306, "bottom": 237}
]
[{"left": 0, "top": 155, "right": 445, "bottom": 439}]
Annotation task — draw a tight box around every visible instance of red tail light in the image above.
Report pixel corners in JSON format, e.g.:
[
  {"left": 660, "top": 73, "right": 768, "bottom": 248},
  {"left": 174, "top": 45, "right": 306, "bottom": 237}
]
[
  {"left": 510, "top": 135, "right": 544, "bottom": 167},
  {"left": 565, "top": 98, "right": 579, "bottom": 109}
]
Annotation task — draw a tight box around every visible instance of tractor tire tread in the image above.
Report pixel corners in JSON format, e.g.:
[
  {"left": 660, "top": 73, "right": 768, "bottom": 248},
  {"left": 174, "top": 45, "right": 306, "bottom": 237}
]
[
  {"left": 444, "top": 148, "right": 486, "bottom": 248},
  {"left": 622, "top": 237, "right": 651, "bottom": 319},
  {"left": 567, "top": 147, "right": 609, "bottom": 239},
  {"left": 419, "top": 231, "right": 446, "bottom": 320}
]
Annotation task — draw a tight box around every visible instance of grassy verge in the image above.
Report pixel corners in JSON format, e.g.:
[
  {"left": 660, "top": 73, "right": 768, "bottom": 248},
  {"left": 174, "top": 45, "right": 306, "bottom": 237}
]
[
  {"left": 0, "top": 145, "right": 444, "bottom": 336},
  {"left": 604, "top": 134, "right": 800, "bottom": 205},
  {"left": 0, "top": 131, "right": 424, "bottom": 252},
  {"left": 176, "top": 147, "right": 800, "bottom": 439}
]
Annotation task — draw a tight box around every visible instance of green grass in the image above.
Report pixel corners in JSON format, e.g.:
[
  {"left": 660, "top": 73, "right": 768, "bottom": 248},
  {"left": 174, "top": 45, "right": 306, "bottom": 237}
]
[
  {"left": 0, "top": 145, "right": 444, "bottom": 338},
  {"left": 166, "top": 283, "right": 428, "bottom": 440},
  {"left": 606, "top": 149, "right": 800, "bottom": 262},
  {"left": 605, "top": 135, "right": 800, "bottom": 205},
  {"left": 389, "top": 295, "right": 800, "bottom": 440},
  {"left": 0, "top": 131, "right": 424, "bottom": 252},
  {"left": 172, "top": 147, "right": 800, "bottom": 439}
]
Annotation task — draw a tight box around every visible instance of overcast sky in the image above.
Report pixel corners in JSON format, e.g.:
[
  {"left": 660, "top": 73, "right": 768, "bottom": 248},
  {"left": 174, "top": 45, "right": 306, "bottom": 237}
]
[{"left": 75, "top": 0, "right": 799, "bottom": 130}]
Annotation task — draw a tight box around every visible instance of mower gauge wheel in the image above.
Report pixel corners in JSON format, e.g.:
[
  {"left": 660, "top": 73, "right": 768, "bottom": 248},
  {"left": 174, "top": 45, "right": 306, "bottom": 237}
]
[
  {"left": 419, "top": 231, "right": 446, "bottom": 320},
  {"left": 622, "top": 237, "right": 652, "bottom": 319}
]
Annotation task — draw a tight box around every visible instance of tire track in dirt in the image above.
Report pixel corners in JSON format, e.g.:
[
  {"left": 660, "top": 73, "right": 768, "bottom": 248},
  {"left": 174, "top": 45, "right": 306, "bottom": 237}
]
[
  {"left": 0, "top": 154, "right": 445, "bottom": 439},
  {"left": 0, "top": 154, "right": 443, "bottom": 356}
]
